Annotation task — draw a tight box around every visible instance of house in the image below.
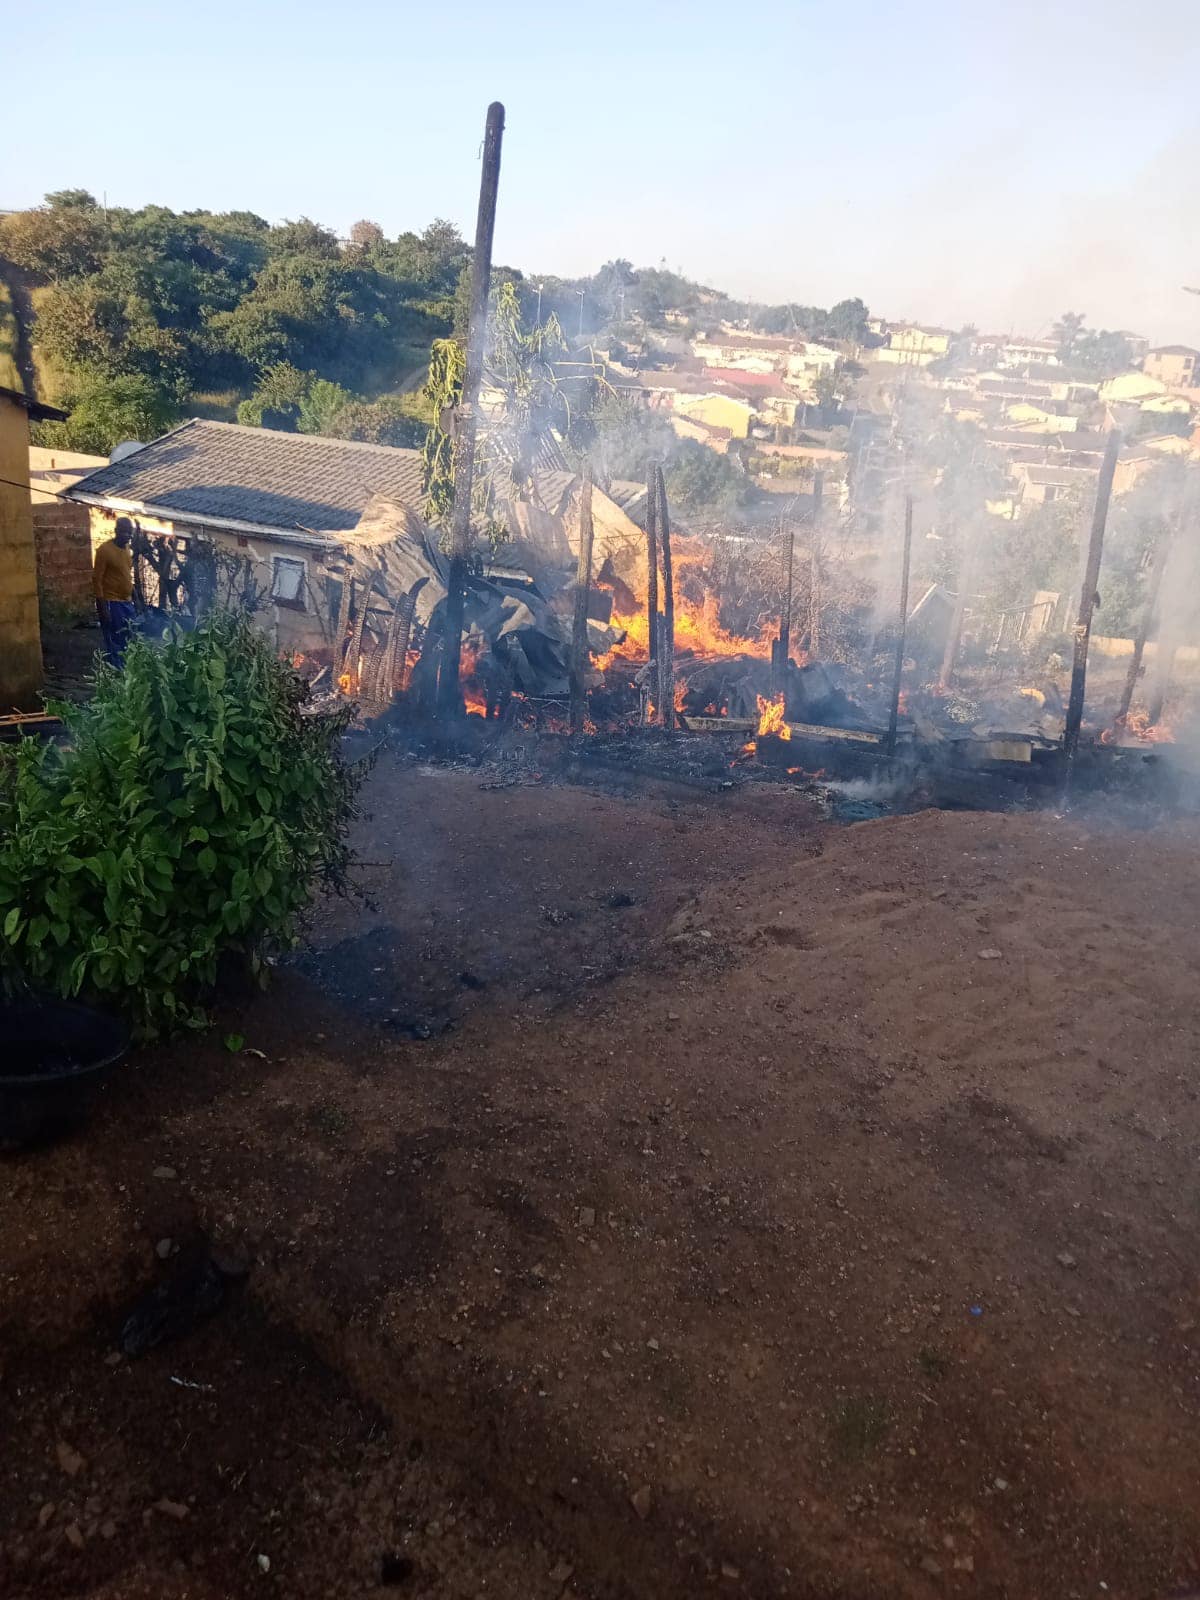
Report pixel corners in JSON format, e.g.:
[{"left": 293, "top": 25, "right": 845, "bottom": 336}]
[
  {"left": 997, "top": 337, "right": 1060, "bottom": 370},
  {"left": 64, "top": 420, "right": 646, "bottom": 664},
  {"left": 674, "top": 388, "right": 754, "bottom": 438},
  {"left": 874, "top": 325, "right": 951, "bottom": 367},
  {"left": 0, "top": 385, "right": 68, "bottom": 708},
  {"left": 690, "top": 332, "right": 795, "bottom": 374},
  {"left": 669, "top": 413, "right": 733, "bottom": 451},
  {"left": 1011, "top": 461, "right": 1097, "bottom": 509},
  {"left": 617, "top": 368, "right": 756, "bottom": 438},
  {"left": 1143, "top": 345, "right": 1200, "bottom": 388}
]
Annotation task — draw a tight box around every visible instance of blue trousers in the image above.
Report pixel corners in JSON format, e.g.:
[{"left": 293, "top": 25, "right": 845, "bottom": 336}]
[{"left": 100, "top": 600, "right": 136, "bottom": 667}]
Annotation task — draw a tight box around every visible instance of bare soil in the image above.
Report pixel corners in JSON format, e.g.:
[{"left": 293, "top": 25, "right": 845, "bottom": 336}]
[{"left": 3, "top": 752, "right": 1199, "bottom": 1600}]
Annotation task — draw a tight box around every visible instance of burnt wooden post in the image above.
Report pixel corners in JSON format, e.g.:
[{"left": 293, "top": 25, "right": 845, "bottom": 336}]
[
  {"left": 772, "top": 516, "right": 795, "bottom": 697},
  {"left": 569, "top": 464, "right": 596, "bottom": 734},
  {"left": 886, "top": 493, "right": 913, "bottom": 758},
  {"left": 1117, "top": 525, "right": 1172, "bottom": 725},
  {"left": 939, "top": 526, "right": 971, "bottom": 691},
  {"left": 656, "top": 463, "right": 675, "bottom": 731},
  {"left": 1063, "top": 429, "right": 1121, "bottom": 763},
  {"left": 644, "top": 463, "right": 659, "bottom": 722},
  {"left": 437, "top": 100, "right": 505, "bottom": 717},
  {"left": 809, "top": 470, "right": 823, "bottom": 656},
  {"left": 1147, "top": 637, "right": 1178, "bottom": 727}
]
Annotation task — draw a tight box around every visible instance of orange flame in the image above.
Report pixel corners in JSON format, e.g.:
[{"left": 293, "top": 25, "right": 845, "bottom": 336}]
[
  {"left": 756, "top": 694, "right": 791, "bottom": 740},
  {"left": 1107, "top": 710, "right": 1174, "bottom": 745}
]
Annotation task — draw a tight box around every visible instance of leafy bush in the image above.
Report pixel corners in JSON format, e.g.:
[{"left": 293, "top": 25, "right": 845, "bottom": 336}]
[{"left": 0, "top": 613, "right": 365, "bottom": 1035}]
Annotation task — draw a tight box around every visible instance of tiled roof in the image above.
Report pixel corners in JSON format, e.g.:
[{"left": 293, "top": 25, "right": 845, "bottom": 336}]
[{"left": 67, "top": 419, "right": 428, "bottom": 535}]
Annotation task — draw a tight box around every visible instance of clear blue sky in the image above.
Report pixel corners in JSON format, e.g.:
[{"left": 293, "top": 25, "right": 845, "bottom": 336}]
[{"left": 9, "top": 0, "right": 1200, "bottom": 341}]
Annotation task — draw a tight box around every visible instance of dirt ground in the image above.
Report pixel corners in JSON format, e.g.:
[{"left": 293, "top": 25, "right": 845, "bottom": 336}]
[{"left": 3, "top": 751, "right": 1200, "bottom": 1600}]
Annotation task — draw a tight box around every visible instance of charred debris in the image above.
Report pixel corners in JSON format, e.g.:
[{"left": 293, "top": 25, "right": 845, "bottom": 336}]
[{"left": 284, "top": 102, "right": 1189, "bottom": 824}]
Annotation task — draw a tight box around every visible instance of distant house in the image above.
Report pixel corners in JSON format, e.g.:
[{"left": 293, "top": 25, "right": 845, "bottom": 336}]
[
  {"left": 690, "top": 332, "right": 794, "bottom": 374},
  {"left": 1143, "top": 345, "right": 1200, "bottom": 388},
  {"left": 874, "top": 325, "right": 951, "bottom": 367},
  {"left": 997, "top": 337, "right": 1060, "bottom": 370},
  {"left": 1011, "top": 461, "right": 1097, "bottom": 509},
  {"left": 669, "top": 413, "right": 733, "bottom": 451}
]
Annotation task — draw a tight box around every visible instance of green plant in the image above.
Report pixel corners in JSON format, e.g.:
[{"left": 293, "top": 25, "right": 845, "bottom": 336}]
[{"left": 0, "top": 612, "right": 366, "bottom": 1035}]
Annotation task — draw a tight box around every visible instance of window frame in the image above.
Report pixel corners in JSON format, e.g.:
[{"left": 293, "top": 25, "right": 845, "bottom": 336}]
[{"left": 271, "top": 555, "right": 308, "bottom": 612}]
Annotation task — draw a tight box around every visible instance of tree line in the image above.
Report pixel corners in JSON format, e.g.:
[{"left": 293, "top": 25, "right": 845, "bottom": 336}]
[{"left": 0, "top": 190, "right": 873, "bottom": 463}]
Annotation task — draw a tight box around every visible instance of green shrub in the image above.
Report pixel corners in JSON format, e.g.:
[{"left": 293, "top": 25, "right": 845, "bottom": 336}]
[{"left": 0, "top": 612, "right": 365, "bottom": 1035}]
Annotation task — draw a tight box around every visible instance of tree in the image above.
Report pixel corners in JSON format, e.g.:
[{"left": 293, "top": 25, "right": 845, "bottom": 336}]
[
  {"left": 1053, "top": 311, "right": 1087, "bottom": 365},
  {"left": 0, "top": 205, "right": 106, "bottom": 281},
  {"left": 349, "top": 218, "right": 384, "bottom": 252},
  {"left": 45, "top": 189, "right": 98, "bottom": 210},
  {"left": 825, "top": 297, "right": 870, "bottom": 344},
  {"left": 1073, "top": 328, "right": 1132, "bottom": 376},
  {"left": 33, "top": 371, "right": 178, "bottom": 455},
  {"left": 322, "top": 393, "right": 430, "bottom": 448},
  {"left": 664, "top": 439, "right": 750, "bottom": 517},
  {"left": 236, "top": 361, "right": 313, "bottom": 429},
  {"left": 268, "top": 217, "right": 341, "bottom": 259}
]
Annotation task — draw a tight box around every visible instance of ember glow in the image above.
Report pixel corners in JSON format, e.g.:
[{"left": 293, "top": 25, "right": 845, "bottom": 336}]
[{"left": 1101, "top": 711, "right": 1175, "bottom": 746}]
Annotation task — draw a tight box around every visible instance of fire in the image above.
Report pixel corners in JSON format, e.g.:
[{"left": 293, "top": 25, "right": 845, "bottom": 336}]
[
  {"left": 598, "top": 594, "right": 776, "bottom": 670},
  {"left": 756, "top": 694, "right": 791, "bottom": 740},
  {"left": 1106, "top": 710, "right": 1174, "bottom": 745}
]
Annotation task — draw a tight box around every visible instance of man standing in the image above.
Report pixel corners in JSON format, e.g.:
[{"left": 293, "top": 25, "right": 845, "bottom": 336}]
[{"left": 92, "top": 517, "right": 136, "bottom": 667}]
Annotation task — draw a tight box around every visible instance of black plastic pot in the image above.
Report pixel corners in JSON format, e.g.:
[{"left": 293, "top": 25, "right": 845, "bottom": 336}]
[{"left": 1, "top": 998, "right": 129, "bottom": 1151}]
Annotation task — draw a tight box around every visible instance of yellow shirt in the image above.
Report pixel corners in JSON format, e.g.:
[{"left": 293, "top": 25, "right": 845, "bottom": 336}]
[{"left": 93, "top": 539, "right": 134, "bottom": 602}]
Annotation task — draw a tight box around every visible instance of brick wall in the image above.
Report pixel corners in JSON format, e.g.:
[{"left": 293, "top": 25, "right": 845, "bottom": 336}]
[{"left": 33, "top": 500, "right": 93, "bottom": 614}]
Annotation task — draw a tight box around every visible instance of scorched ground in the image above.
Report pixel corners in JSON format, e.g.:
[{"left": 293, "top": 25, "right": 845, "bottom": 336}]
[{"left": 2, "top": 753, "right": 1199, "bottom": 1599}]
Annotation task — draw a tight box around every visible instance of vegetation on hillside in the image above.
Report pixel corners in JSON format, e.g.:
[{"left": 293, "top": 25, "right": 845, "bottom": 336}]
[{"left": 0, "top": 190, "right": 874, "bottom": 463}]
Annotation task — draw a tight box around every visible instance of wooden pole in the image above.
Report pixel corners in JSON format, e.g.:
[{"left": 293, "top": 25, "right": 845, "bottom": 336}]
[
  {"left": 938, "top": 527, "right": 972, "bottom": 691},
  {"left": 644, "top": 463, "right": 659, "bottom": 722},
  {"left": 1147, "top": 638, "right": 1178, "bottom": 727},
  {"left": 773, "top": 518, "right": 795, "bottom": 695},
  {"left": 809, "top": 470, "right": 823, "bottom": 656},
  {"left": 1063, "top": 429, "right": 1121, "bottom": 763},
  {"left": 437, "top": 100, "right": 505, "bottom": 717},
  {"left": 886, "top": 494, "right": 913, "bottom": 757},
  {"left": 569, "top": 464, "right": 596, "bottom": 735},
  {"left": 656, "top": 463, "right": 675, "bottom": 732},
  {"left": 1116, "top": 527, "right": 1171, "bottom": 725}
]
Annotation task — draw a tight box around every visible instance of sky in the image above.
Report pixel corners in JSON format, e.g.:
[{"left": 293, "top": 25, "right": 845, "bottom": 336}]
[{"left": 8, "top": 0, "right": 1200, "bottom": 342}]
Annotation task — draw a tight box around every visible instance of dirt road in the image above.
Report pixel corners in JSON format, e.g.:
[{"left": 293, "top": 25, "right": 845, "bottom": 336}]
[{"left": 3, "top": 756, "right": 1199, "bottom": 1599}]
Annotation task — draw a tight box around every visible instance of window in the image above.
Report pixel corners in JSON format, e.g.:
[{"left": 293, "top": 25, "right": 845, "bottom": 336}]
[{"left": 271, "top": 556, "right": 306, "bottom": 611}]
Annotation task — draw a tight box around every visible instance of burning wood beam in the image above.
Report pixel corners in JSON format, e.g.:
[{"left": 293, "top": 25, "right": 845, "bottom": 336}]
[
  {"left": 437, "top": 100, "right": 505, "bottom": 718},
  {"left": 569, "top": 464, "right": 596, "bottom": 735},
  {"left": 1063, "top": 428, "right": 1121, "bottom": 764},
  {"left": 886, "top": 493, "right": 913, "bottom": 758},
  {"left": 656, "top": 463, "right": 676, "bottom": 734}
]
